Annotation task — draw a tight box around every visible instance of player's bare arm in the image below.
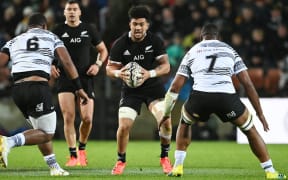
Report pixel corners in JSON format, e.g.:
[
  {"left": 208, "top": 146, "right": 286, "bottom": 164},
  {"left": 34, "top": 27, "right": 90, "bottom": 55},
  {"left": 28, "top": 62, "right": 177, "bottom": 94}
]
[
  {"left": 106, "top": 60, "right": 127, "bottom": 79},
  {"left": 158, "top": 74, "right": 186, "bottom": 130},
  {"left": 237, "top": 70, "right": 269, "bottom": 131},
  {"left": 55, "top": 46, "right": 89, "bottom": 104},
  {"left": 51, "top": 65, "right": 60, "bottom": 78},
  {"left": 0, "top": 52, "right": 9, "bottom": 67},
  {"left": 154, "top": 54, "right": 170, "bottom": 77},
  {"left": 86, "top": 41, "right": 108, "bottom": 76},
  {"left": 0, "top": 52, "right": 10, "bottom": 83},
  {"left": 139, "top": 54, "right": 170, "bottom": 83}
]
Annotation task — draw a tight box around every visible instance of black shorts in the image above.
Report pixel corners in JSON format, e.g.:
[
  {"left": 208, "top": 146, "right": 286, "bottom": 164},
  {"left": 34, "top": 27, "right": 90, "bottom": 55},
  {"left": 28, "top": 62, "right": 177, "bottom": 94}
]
[
  {"left": 56, "top": 76, "right": 95, "bottom": 99},
  {"left": 119, "top": 87, "right": 166, "bottom": 114},
  {"left": 12, "top": 81, "right": 54, "bottom": 119},
  {"left": 184, "top": 90, "right": 246, "bottom": 122}
]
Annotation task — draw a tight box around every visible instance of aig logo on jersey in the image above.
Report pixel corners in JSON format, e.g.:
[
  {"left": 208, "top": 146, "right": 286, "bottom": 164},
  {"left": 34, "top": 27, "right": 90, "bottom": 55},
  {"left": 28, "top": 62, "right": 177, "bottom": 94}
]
[
  {"left": 133, "top": 54, "right": 144, "bottom": 61},
  {"left": 70, "top": 38, "right": 81, "bottom": 43},
  {"left": 61, "top": 32, "right": 82, "bottom": 43}
]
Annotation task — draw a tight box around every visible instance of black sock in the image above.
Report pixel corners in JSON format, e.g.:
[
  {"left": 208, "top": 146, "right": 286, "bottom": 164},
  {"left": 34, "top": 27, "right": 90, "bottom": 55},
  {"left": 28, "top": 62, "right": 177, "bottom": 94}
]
[
  {"left": 117, "top": 152, "right": 126, "bottom": 163},
  {"left": 160, "top": 144, "right": 170, "bottom": 158},
  {"left": 78, "top": 142, "right": 86, "bottom": 150},
  {"left": 69, "top": 147, "right": 77, "bottom": 158}
]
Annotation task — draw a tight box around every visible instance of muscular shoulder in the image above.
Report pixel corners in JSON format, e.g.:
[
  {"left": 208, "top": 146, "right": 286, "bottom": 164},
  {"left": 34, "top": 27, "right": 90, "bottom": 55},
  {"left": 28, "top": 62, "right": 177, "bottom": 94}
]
[
  {"left": 147, "top": 32, "right": 163, "bottom": 43},
  {"left": 52, "top": 23, "right": 67, "bottom": 34},
  {"left": 111, "top": 32, "right": 129, "bottom": 49}
]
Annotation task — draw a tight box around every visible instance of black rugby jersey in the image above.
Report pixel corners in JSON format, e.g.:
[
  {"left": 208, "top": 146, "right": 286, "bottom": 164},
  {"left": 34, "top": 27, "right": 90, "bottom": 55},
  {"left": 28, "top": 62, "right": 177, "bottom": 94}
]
[
  {"left": 109, "top": 31, "right": 167, "bottom": 92},
  {"left": 53, "top": 22, "right": 101, "bottom": 76}
]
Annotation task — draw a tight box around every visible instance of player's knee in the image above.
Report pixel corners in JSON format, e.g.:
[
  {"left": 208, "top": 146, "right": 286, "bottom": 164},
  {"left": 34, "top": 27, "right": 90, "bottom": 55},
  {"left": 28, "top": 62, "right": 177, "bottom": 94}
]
[
  {"left": 118, "top": 107, "right": 137, "bottom": 121},
  {"left": 46, "top": 133, "right": 54, "bottom": 141},
  {"left": 151, "top": 100, "right": 164, "bottom": 117},
  {"left": 159, "top": 126, "right": 172, "bottom": 140},
  {"left": 29, "top": 111, "right": 57, "bottom": 134},
  {"left": 238, "top": 112, "right": 253, "bottom": 132},
  {"left": 180, "top": 106, "right": 195, "bottom": 125},
  {"left": 62, "top": 111, "right": 75, "bottom": 121},
  {"left": 81, "top": 116, "right": 93, "bottom": 124}
]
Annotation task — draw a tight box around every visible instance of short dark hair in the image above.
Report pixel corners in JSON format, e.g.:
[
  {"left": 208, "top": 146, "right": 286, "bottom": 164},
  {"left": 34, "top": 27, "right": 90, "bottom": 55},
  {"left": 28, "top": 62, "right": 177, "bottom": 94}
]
[
  {"left": 128, "top": 5, "right": 151, "bottom": 22},
  {"left": 28, "top": 13, "right": 47, "bottom": 27},
  {"left": 67, "top": 0, "right": 80, "bottom": 5},
  {"left": 201, "top": 23, "right": 219, "bottom": 37}
]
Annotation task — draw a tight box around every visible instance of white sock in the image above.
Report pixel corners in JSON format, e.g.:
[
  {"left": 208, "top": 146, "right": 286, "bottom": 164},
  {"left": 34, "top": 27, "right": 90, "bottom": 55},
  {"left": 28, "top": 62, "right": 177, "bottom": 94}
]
[
  {"left": 44, "top": 154, "right": 60, "bottom": 169},
  {"left": 174, "top": 150, "right": 186, "bottom": 167},
  {"left": 260, "top": 159, "right": 275, "bottom": 173},
  {"left": 7, "top": 133, "right": 25, "bottom": 149}
]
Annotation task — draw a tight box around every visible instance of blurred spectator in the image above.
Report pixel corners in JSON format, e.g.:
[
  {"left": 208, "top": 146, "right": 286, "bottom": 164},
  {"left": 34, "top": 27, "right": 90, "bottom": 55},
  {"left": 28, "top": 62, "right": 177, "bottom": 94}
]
[
  {"left": 1, "top": 6, "right": 17, "bottom": 38},
  {"left": 150, "top": 0, "right": 170, "bottom": 33},
  {"left": 52, "top": 0, "right": 66, "bottom": 23},
  {"left": 0, "top": 0, "right": 288, "bottom": 98},
  {"left": 269, "top": 24, "right": 288, "bottom": 68},
  {"left": 172, "top": 0, "right": 190, "bottom": 35},
  {"left": 253, "top": 0, "right": 270, "bottom": 28},
  {"left": 230, "top": 32, "right": 247, "bottom": 61},
  {"left": 181, "top": 26, "right": 201, "bottom": 51},
  {"left": 180, "top": 9, "right": 203, "bottom": 36},
  {"left": 14, "top": 6, "right": 33, "bottom": 35},
  {"left": 157, "top": 7, "right": 176, "bottom": 45},
  {"left": 204, "top": 5, "right": 224, "bottom": 27},
  {"left": 267, "top": 5, "right": 284, "bottom": 32},
  {"left": 234, "top": 5, "right": 257, "bottom": 45},
  {"left": 81, "top": 0, "right": 99, "bottom": 24},
  {"left": 166, "top": 33, "right": 185, "bottom": 72},
  {"left": 246, "top": 28, "right": 269, "bottom": 68}
]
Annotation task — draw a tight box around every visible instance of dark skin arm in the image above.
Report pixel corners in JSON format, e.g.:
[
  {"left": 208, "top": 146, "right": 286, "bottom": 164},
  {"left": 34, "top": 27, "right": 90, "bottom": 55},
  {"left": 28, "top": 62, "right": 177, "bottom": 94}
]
[
  {"left": 0, "top": 52, "right": 9, "bottom": 67},
  {"left": 158, "top": 74, "right": 187, "bottom": 130},
  {"left": 237, "top": 70, "right": 269, "bottom": 131},
  {"left": 0, "top": 52, "right": 10, "bottom": 83},
  {"left": 55, "top": 46, "right": 89, "bottom": 105},
  {"left": 106, "top": 54, "right": 170, "bottom": 85}
]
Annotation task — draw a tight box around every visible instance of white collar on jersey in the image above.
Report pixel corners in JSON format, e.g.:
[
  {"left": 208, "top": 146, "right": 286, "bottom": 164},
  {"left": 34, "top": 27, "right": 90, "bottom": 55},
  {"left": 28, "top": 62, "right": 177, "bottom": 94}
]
[
  {"left": 64, "top": 20, "right": 82, "bottom": 24},
  {"left": 128, "top": 31, "right": 147, "bottom": 39}
]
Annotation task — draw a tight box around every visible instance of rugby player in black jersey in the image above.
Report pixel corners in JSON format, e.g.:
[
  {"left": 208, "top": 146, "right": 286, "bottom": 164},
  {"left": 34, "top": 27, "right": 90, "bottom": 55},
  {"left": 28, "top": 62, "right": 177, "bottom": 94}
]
[
  {"left": 106, "top": 5, "right": 172, "bottom": 175},
  {"left": 51, "top": 0, "right": 108, "bottom": 167},
  {"left": 0, "top": 13, "right": 89, "bottom": 176}
]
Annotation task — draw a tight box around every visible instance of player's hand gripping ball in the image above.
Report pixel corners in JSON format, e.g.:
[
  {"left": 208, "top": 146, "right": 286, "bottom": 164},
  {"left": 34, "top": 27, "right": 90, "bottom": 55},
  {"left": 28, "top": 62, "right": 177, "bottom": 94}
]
[{"left": 124, "top": 62, "right": 144, "bottom": 88}]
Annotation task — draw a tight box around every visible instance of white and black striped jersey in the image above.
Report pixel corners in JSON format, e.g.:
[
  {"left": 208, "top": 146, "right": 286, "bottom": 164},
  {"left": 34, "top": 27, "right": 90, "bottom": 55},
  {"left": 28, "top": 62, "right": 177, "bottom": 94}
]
[
  {"left": 1, "top": 28, "right": 64, "bottom": 81},
  {"left": 177, "top": 39, "right": 247, "bottom": 93}
]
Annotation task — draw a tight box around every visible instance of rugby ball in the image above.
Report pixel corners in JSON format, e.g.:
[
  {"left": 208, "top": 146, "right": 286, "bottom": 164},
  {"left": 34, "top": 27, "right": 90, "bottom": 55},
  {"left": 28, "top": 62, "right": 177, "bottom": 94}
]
[{"left": 124, "top": 62, "right": 144, "bottom": 88}]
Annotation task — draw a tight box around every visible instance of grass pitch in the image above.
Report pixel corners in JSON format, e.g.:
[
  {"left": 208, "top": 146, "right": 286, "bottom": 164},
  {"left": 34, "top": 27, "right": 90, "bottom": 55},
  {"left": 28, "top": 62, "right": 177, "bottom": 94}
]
[{"left": 0, "top": 141, "right": 286, "bottom": 179}]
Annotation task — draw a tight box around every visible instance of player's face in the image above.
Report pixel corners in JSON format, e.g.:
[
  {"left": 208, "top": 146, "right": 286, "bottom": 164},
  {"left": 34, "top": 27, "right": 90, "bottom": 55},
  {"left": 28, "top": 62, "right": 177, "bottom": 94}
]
[
  {"left": 129, "top": 18, "right": 149, "bottom": 42},
  {"left": 64, "top": 3, "right": 81, "bottom": 24}
]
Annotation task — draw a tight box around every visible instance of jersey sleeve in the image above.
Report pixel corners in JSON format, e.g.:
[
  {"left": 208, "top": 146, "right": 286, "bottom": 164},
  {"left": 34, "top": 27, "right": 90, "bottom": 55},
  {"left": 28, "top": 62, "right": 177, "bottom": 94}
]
[
  {"left": 51, "top": 24, "right": 60, "bottom": 37},
  {"left": 109, "top": 38, "right": 123, "bottom": 64},
  {"left": 176, "top": 50, "right": 192, "bottom": 78},
  {"left": 0, "top": 41, "right": 11, "bottom": 56},
  {"left": 89, "top": 23, "right": 102, "bottom": 46},
  {"left": 152, "top": 34, "right": 167, "bottom": 59},
  {"left": 232, "top": 49, "right": 247, "bottom": 74},
  {"left": 51, "top": 32, "right": 65, "bottom": 50}
]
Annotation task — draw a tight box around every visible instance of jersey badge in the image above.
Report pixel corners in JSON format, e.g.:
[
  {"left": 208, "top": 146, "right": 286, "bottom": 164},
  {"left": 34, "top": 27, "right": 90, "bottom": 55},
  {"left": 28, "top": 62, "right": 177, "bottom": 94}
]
[
  {"left": 80, "top": 31, "right": 89, "bottom": 37},
  {"left": 145, "top": 45, "right": 153, "bottom": 53},
  {"left": 61, "top": 32, "right": 69, "bottom": 38},
  {"left": 123, "top": 50, "right": 131, "bottom": 55}
]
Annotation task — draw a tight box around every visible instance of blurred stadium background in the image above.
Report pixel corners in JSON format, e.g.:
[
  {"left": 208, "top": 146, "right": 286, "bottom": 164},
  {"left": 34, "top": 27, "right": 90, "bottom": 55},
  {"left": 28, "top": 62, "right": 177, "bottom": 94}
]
[{"left": 0, "top": 0, "right": 288, "bottom": 141}]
